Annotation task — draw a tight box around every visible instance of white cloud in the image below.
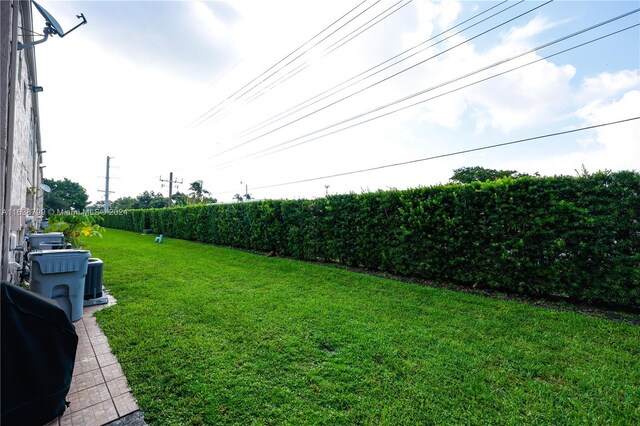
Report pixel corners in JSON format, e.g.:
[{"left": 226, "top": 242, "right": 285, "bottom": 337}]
[
  {"left": 575, "top": 89, "right": 640, "bottom": 159},
  {"left": 401, "top": 0, "right": 461, "bottom": 48},
  {"left": 411, "top": 20, "right": 577, "bottom": 134},
  {"left": 578, "top": 70, "right": 640, "bottom": 102},
  {"left": 36, "top": 33, "right": 209, "bottom": 203},
  {"left": 467, "top": 60, "right": 576, "bottom": 133},
  {"left": 505, "top": 90, "right": 640, "bottom": 176},
  {"left": 191, "top": 2, "right": 233, "bottom": 44},
  {"left": 501, "top": 15, "right": 557, "bottom": 47},
  {"left": 437, "top": 0, "right": 462, "bottom": 29}
]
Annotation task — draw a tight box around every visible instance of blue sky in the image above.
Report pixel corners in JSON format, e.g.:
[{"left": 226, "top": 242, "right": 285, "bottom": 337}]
[{"left": 32, "top": 0, "right": 639, "bottom": 204}]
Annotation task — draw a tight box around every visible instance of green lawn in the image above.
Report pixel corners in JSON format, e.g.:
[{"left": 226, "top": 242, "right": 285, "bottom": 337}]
[{"left": 89, "top": 229, "right": 639, "bottom": 425}]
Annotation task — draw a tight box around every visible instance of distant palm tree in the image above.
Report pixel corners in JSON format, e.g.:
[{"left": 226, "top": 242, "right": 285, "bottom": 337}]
[
  {"left": 188, "top": 180, "right": 211, "bottom": 204},
  {"left": 232, "top": 193, "right": 252, "bottom": 202}
]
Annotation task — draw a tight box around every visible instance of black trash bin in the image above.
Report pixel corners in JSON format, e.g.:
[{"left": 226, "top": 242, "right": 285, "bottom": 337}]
[{"left": 85, "top": 258, "right": 104, "bottom": 300}]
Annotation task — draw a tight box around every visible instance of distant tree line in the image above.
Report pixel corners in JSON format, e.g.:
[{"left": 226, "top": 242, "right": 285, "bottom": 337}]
[
  {"left": 42, "top": 178, "right": 218, "bottom": 212},
  {"left": 450, "top": 166, "right": 538, "bottom": 183},
  {"left": 44, "top": 168, "right": 534, "bottom": 213},
  {"left": 43, "top": 178, "right": 89, "bottom": 212},
  {"left": 107, "top": 181, "right": 217, "bottom": 210}
]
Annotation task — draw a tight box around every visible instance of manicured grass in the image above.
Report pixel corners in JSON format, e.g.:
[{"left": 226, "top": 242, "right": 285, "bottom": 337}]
[{"left": 89, "top": 229, "right": 639, "bottom": 425}]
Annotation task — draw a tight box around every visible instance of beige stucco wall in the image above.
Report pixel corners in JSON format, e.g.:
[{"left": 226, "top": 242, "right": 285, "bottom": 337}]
[
  {"left": 1, "top": 0, "right": 43, "bottom": 282},
  {"left": 12, "top": 46, "right": 38, "bottom": 213}
]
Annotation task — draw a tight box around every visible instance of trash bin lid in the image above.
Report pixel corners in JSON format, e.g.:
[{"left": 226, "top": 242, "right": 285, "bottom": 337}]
[
  {"left": 30, "top": 250, "right": 90, "bottom": 274},
  {"left": 27, "top": 233, "right": 65, "bottom": 248},
  {"left": 27, "top": 232, "right": 64, "bottom": 239}
]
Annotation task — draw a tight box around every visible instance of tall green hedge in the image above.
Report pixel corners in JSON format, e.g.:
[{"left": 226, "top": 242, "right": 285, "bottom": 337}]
[{"left": 103, "top": 172, "right": 640, "bottom": 307}]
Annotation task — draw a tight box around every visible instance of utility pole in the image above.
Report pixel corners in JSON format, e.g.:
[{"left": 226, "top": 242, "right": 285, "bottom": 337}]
[
  {"left": 160, "top": 172, "right": 182, "bottom": 207},
  {"left": 105, "top": 156, "right": 111, "bottom": 211},
  {"left": 98, "top": 156, "right": 115, "bottom": 211},
  {"left": 240, "top": 181, "right": 248, "bottom": 200},
  {"left": 169, "top": 172, "right": 174, "bottom": 206}
]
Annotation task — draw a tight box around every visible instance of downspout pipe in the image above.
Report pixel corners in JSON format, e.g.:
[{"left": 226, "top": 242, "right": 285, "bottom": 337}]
[
  {"left": 24, "top": 2, "right": 41, "bottom": 224},
  {"left": 1, "top": 0, "right": 20, "bottom": 281},
  {"left": 0, "top": 1, "right": 8, "bottom": 268}
]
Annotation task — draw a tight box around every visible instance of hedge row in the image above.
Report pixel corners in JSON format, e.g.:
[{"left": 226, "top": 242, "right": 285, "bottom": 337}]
[{"left": 103, "top": 171, "right": 640, "bottom": 307}]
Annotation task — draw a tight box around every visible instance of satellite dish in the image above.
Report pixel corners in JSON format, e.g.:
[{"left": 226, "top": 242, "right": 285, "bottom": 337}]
[
  {"left": 33, "top": 1, "right": 65, "bottom": 36},
  {"left": 40, "top": 183, "right": 51, "bottom": 193},
  {"left": 18, "top": 1, "right": 87, "bottom": 50}
]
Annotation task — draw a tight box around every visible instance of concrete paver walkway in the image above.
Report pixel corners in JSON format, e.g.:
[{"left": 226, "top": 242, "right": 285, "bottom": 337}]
[{"left": 45, "top": 292, "right": 144, "bottom": 426}]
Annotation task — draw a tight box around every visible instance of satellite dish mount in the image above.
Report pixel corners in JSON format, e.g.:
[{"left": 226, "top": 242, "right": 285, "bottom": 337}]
[{"left": 18, "top": 1, "right": 87, "bottom": 50}]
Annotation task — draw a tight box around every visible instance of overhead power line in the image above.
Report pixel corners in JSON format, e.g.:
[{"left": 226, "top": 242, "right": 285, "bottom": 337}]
[
  {"left": 175, "top": 0, "right": 518, "bottom": 173},
  {"left": 200, "top": 0, "right": 416, "bottom": 130},
  {"left": 207, "top": 16, "right": 639, "bottom": 170},
  {"left": 206, "top": 13, "right": 638, "bottom": 172},
  {"left": 251, "top": 20, "right": 640, "bottom": 160},
  {"left": 252, "top": 117, "right": 640, "bottom": 190},
  {"left": 207, "top": 57, "right": 245, "bottom": 88},
  {"left": 151, "top": 1, "right": 379, "bottom": 160},
  {"left": 241, "top": 0, "right": 414, "bottom": 106},
  {"left": 233, "top": 0, "right": 516, "bottom": 140},
  {"left": 209, "top": 0, "right": 554, "bottom": 160},
  {"left": 190, "top": 0, "right": 381, "bottom": 128}
]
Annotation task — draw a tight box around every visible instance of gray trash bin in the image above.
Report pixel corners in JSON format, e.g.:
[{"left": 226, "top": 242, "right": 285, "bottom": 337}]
[
  {"left": 29, "top": 250, "right": 90, "bottom": 322},
  {"left": 28, "top": 232, "right": 65, "bottom": 250}
]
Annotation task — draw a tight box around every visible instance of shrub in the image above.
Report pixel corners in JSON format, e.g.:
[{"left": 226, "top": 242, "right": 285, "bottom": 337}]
[
  {"left": 102, "top": 171, "right": 640, "bottom": 307},
  {"left": 46, "top": 213, "right": 104, "bottom": 248}
]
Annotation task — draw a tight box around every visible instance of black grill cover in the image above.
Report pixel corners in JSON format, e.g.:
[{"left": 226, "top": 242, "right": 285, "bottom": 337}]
[{"left": 1, "top": 282, "right": 78, "bottom": 426}]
